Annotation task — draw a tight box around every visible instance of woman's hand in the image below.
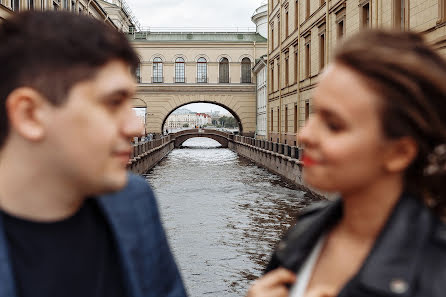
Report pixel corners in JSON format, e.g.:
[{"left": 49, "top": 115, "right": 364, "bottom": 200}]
[{"left": 246, "top": 268, "right": 296, "bottom": 297}]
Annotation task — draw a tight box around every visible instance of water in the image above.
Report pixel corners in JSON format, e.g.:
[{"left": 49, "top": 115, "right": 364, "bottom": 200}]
[{"left": 144, "top": 138, "right": 318, "bottom": 297}]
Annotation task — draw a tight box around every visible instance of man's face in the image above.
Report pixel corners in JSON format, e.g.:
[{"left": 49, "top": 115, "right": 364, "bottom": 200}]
[{"left": 44, "top": 60, "right": 141, "bottom": 195}]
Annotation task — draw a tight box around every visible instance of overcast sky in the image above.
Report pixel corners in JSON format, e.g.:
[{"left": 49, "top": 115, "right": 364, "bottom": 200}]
[{"left": 125, "top": 0, "right": 265, "bottom": 29}]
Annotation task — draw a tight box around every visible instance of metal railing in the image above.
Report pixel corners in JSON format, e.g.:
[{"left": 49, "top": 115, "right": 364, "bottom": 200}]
[
  {"left": 196, "top": 77, "right": 208, "bottom": 83},
  {"left": 151, "top": 77, "right": 164, "bottom": 83}
]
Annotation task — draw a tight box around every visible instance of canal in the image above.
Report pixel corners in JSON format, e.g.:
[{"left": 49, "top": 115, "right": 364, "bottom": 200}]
[{"left": 144, "top": 138, "right": 319, "bottom": 297}]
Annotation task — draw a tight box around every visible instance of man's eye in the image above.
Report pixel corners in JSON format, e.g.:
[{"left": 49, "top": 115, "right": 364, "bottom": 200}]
[
  {"left": 107, "top": 99, "right": 124, "bottom": 107},
  {"left": 326, "top": 120, "right": 344, "bottom": 132}
]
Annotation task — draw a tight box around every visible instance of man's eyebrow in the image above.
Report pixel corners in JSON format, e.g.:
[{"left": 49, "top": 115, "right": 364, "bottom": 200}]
[{"left": 101, "top": 89, "right": 133, "bottom": 98}]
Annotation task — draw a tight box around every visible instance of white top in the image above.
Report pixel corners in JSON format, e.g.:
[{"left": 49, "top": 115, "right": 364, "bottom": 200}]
[{"left": 289, "top": 235, "right": 326, "bottom": 297}]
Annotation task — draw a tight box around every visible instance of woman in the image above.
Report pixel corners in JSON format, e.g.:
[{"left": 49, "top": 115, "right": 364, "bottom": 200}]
[{"left": 247, "top": 30, "right": 446, "bottom": 297}]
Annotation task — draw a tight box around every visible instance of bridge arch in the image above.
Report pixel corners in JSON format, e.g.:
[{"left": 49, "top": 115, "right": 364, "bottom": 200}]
[
  {"left": 161, "top": 101, "right": 243, "bottom": 133},
  {"left": 172, "top": 129, "right": 230, "bottom": 148}
]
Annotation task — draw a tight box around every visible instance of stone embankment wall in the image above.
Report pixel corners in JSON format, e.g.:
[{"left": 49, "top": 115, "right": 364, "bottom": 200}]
[
  {"left": 127, "top": 136, "right": 174, "bottom": 175},
  {"left": 229, "top": 135, "right": 307, "bottom": 187}
]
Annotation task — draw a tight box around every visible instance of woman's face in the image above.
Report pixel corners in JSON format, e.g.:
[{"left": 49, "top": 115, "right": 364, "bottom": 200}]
[{"left": 299, "top": 63, "right": 393, "bottom": 194}]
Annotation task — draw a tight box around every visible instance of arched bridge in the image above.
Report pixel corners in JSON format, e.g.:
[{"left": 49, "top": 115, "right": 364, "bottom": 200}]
[{"left": 172, "top": 129, "right": 232, "bottom": 148}]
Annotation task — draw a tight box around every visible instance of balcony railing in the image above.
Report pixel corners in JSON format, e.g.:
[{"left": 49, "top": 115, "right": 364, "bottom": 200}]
[
  {"left": 151, "top": 77, "right": 164, "bottom": 83},
  {"left": 174, "top": 77, "right": 186, "bottom": 83},
  {"left": 196, "top": 77, "right": 208, "bottom": 83}
]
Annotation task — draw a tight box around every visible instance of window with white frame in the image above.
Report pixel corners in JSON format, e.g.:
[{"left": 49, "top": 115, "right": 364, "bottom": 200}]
[
  {"left": 219, "top": 58, "right": 229, "bottom": 83},
  {"left": 175, "top": 57, "right": 185, "bottom": 83},
  {"left": 197, "top": 57, "right": 207, "bottom": 83},
  {"left": 241, "top": 57, "right": 251, "bottom": 83},
  {"left": 152, "top": 57, "right": 163, "bottom": 83}
]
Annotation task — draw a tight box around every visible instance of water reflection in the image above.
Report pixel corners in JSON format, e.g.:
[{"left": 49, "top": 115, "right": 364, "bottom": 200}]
[{"left": 145, "top": 138, "right": 318, "bottom": 297}]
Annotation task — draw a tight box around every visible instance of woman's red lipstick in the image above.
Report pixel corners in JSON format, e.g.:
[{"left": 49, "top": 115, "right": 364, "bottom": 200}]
[{"left": 302, "top": 155, "right": 318, "bottom": 167}]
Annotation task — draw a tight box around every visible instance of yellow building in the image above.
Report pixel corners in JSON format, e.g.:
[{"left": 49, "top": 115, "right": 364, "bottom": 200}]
[
  {"left": 0, "top": 0, "right": 137, "bottom": 31},
  {"left": 268, "top": 0, "right": 446, "bottom": 146}
]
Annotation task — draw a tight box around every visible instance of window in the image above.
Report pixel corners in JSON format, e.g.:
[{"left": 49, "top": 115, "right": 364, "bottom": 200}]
[
  {"left": 361, "top": 2, "right": 370, "bottom": 28},
  {"left": 295, "top": 0, "right": 299, "bottom": 29},
  {"left": 285, "top": 10, "right": 289, "bottom": 37},
  {"left": 337, "top": 20, "right": 345, "bottom": 39},
  {"left": 319, "top": 33, "right": 325, "bottom": 71},
  {"left": 306, "top": 0, "right": 310, "bottom": 19},
  {"left": 277, "top": 108, "right": 280, "bottom": 134},
  {"left": 152, "top": 57, "right": 163, "bottom": 83},
  {"left": 440, "top": 0, "right": 446, "bottom": 24},
  {"left": 41, "top": 0, "right": 45, "bottom": 10},
  {"left": 12, "top": 0, "right": 20, "bottom": 11},
  {"left": 294, "top": 104, "right": 298, "bottom": 133},
  {"left": 241, "top": 58, "right": 251, "bottom": 83},
  {"left": 294, "top": 49, "right": 298, "bottom": 84},
  {"left": 278, "top": 19, "right": 281, "bottom": 43},
  {"left": 219, "top": 58, "right": 229, "bottom": 83},
  {"left": 71, "top": 0, "right": 75, "bottom": 11},
  {"left": 285, "top": 53, "right": 289, "bottom": 86},
  {"left": 175, "top": 57, "right": 185, "bottom": 83},
  {"left": 271, "top": 109, "right": 274, "bottom": 132},
  {"left": 305, "top": 41, "right": 310, "bottom": 78},
  {"left": 394, "top": 0, "right": 408, "bottom": 29},
  {"left": 320, "top": 0, "right": 325, "bottom": 6},
  {"left": 271, "top": 26, "right": 274, "bottom": 50},
  {"left": 135, "top": 64, "right": 141, "bottom": 83},
  {"left": 28, "top": 0, "right": 34, "bottom": 9},
  {"left": 285, "top": 106, "right": 288, "bottom": 133},
  {"left": 271, "top": 64, "right": 274, "bottom": 91},
  {"left": 305, "top": 100, "right": 310, "bottom": 121},
  {"left": 277, "top": 59, "right": 280, "bottom": 89},
  {"left": 197, "top": 57, "right": 207, "bottom": 83}
]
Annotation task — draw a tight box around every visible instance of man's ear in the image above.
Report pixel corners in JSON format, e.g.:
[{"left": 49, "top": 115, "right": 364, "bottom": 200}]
[
  {"left": 383, "top": 137, "right": 418, "bottom": 173},
  {"left": 6, "top": 87, "right": 50, "bottom": 142}
]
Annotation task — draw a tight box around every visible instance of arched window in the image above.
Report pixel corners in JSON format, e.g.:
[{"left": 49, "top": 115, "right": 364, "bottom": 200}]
[
  {"left": 152, "top": 57, "right": 163, "bottom": 83},
  {"left": 197, "top": 57, "right": 207, "bottom": 83},
  {"left": 241, "top": 57, "right": 252, "bottom": 83},
  {"left": 175, "top": 57, "right": 185, "bottom": 83},
  {"left": 219, "top": 58, "right": 229, "bottom": 83}
]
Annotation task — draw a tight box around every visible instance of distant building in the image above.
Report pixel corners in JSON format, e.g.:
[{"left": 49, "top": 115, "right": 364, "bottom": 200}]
[
  {"left": 253, "top": 55, "right": 267, "bottom": 140},
  {"left": 0, "top": 0, "right": 138, "bottom": 32}
]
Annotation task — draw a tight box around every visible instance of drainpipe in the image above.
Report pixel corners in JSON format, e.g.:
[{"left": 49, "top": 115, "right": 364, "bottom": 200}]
[{"left": 266, "top": 6, "right": 271, "bottom": 141}]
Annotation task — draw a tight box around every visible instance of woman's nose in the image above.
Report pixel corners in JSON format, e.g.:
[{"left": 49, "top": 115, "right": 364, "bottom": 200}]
[{"left": 298, "top": 116, "right": 316, "bottom": 148}]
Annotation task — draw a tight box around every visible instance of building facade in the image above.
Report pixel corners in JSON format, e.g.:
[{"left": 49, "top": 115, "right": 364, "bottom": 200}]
[
  {"left": 0, "top": 0, "right": 136, "bottom": 31},
  {"left": 268, "top": 0, "right": 446, "bottom": 146},
  {"left": 130, "top": 29, "right": 267, "bottom": 137}
]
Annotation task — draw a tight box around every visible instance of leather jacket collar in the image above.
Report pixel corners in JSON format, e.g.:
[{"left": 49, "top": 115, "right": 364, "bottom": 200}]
[{"left": 271, "top": 193, "right": 436, "bottom": 296}]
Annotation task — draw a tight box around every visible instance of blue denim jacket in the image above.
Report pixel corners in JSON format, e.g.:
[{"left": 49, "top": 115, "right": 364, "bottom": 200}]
[{"left": 0, "top": 174, "right": 188, "bottom": 297}]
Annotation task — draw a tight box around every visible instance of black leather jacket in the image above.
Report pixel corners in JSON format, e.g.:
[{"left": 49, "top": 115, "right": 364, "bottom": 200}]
[{"left": 265, "top": 193, "right": 446, "bottom": 297}]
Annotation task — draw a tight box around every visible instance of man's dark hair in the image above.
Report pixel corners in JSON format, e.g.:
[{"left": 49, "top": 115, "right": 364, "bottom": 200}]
[{"left": 0, "top": 11, "right": 140, "bottom": 147}]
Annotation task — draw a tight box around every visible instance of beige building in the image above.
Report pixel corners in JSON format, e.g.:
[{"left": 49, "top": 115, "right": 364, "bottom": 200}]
[
  {"left": 0, "top": 0, "right": 136, "bottom": 31},
  {"left": 130, "top": 30, "right": 267, "bottom": 137},
  {"left": 268, "top": 0, "right": 446, "bottom": 146}
]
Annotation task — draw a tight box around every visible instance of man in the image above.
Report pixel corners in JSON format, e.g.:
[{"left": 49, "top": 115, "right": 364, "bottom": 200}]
[{"left": 0, "top": 11, "right": 187, "bottom": 297}]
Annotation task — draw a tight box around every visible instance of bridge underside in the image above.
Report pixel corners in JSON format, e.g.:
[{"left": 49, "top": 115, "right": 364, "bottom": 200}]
[
  {"left": 174, "top": 133, "right": 229, "bottom": 148},
  {"left": 132, "top": 84, "right": 256, "bottom": 137}
]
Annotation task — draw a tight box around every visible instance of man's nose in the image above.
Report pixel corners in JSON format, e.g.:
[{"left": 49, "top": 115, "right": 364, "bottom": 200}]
[{"left": 122, "top": 108, "right": 144, "bottom": 138}]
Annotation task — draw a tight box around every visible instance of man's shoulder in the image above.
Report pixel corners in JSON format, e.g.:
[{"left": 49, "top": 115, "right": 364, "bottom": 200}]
[{"left": 98, "top": 173, "right": 157, "bottom": 213}]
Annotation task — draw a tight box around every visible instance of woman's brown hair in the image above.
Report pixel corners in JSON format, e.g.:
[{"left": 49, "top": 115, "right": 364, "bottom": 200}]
[{"left": 333, "top": 30, "right": 446, "bottom": 216}]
